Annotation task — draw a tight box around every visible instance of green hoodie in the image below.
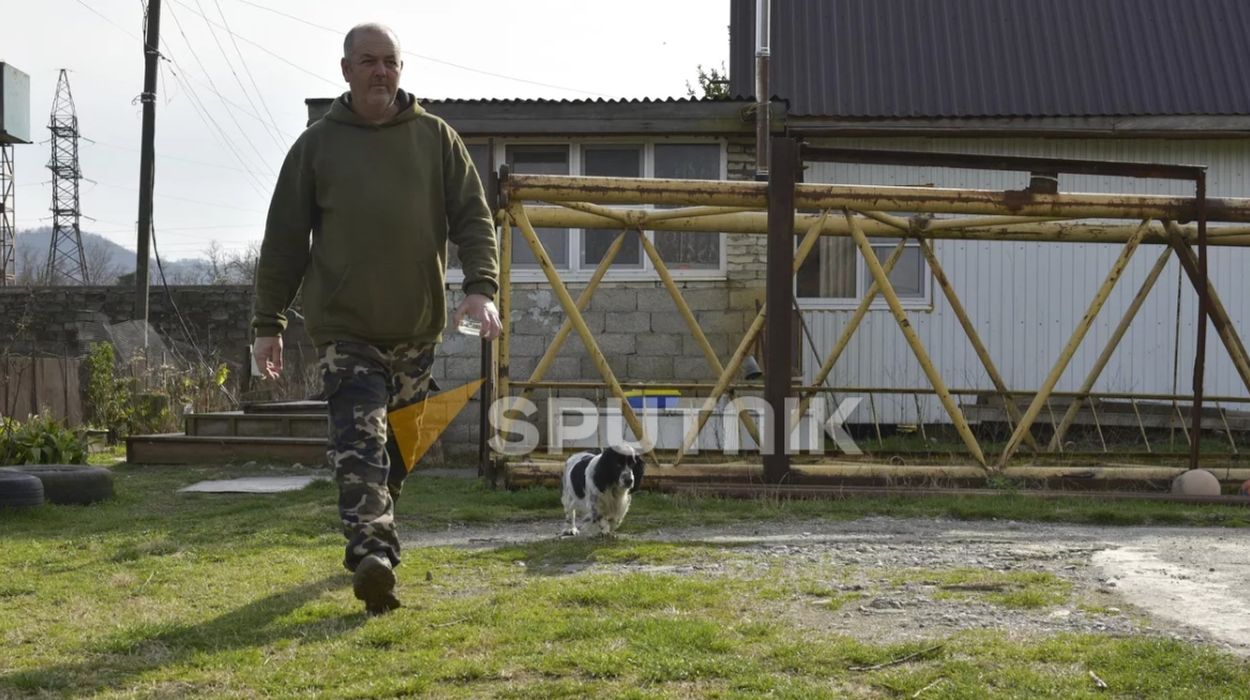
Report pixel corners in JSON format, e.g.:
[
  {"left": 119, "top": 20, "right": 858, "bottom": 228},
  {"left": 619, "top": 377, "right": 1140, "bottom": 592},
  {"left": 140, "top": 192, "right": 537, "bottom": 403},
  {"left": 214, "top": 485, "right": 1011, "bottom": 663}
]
[{"left": 251, "top": 90, "right": 498, "bottom": 347}]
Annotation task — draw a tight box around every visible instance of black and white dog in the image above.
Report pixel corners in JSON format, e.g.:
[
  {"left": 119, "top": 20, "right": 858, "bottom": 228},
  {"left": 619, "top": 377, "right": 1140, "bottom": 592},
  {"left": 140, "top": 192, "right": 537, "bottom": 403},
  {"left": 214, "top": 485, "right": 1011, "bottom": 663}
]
[{"left": 561, "top": 444, "right": 645, "bottom": 537}]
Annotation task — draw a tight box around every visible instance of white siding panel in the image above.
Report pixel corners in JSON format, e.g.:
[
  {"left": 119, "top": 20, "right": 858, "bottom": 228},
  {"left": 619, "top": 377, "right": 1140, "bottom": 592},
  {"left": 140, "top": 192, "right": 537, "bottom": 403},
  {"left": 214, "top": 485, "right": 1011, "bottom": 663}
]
[{"left": 802, "top": 138, "right": 1250, "bottom": 424}]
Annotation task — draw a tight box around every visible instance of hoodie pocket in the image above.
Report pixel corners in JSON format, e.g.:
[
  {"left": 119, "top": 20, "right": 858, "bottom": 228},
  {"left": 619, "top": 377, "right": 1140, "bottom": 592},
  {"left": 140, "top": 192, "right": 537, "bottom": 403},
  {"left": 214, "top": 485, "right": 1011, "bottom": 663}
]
[{"left": 323, "top": 262, "right": 437, "bottom": 339}]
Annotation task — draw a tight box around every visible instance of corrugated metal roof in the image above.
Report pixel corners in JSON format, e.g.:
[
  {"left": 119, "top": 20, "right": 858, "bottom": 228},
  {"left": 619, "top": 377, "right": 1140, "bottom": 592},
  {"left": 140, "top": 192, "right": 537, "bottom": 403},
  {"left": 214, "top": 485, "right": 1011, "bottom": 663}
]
[
  {"left": 730, "top": 0, "right": 1250, "bottom": 119},
  {"left": 305, "top": 96, "right": 748, "bottom": 107}
]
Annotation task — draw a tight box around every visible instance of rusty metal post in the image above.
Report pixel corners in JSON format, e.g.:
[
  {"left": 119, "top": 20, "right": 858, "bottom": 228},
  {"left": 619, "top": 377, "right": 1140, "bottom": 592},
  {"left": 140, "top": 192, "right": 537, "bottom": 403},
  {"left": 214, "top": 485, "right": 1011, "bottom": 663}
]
[
  {"left": 1163, "top": 222, "right": 1250, "bottom": 392},
  {"left": 480, "top": 144, "right": 500, "bottom": 484},
  {"left": 493, "top": 164, "right": 512, "bottom": 471},
  {"left": 1190, "top": 175, "right": 1209, "bottom": 470},
  {"left": 764, "top": 137, "right": 796, "bottom": 483}
]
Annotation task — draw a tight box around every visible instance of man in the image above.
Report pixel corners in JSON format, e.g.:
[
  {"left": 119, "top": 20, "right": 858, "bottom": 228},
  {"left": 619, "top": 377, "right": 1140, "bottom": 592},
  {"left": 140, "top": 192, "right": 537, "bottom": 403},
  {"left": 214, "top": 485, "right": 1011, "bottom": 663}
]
[{"left": 251, "top": 23, "right": 501, "bottom": 615}]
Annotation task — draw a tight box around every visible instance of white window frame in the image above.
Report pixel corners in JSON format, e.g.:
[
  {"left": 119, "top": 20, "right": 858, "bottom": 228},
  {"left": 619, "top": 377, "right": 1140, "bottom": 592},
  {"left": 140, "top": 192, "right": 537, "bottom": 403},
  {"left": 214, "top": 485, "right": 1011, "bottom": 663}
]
[
  {"left": 796, "top": 237, "right": 933, "bottom": 311},
  {"left": 448, "top": 137, "right": 729, "bottom": 284}
]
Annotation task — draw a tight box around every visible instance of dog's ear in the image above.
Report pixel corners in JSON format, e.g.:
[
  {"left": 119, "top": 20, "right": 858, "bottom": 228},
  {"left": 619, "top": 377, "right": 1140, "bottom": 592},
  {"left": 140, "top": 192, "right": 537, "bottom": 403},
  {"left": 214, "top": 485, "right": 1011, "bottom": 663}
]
[{"left": 630, "top": 455, "right": 645, "bottom": 489}]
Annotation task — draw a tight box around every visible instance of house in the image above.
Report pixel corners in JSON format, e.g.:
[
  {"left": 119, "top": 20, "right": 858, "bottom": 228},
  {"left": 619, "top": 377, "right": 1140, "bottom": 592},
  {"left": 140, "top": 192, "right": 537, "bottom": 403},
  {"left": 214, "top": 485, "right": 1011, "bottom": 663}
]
[
  {"left": 307, "top": 0, "right": 1250, "bottom": 452},
  {"left": 728, "top": 0, "right": 1250, "bottom": 425}
]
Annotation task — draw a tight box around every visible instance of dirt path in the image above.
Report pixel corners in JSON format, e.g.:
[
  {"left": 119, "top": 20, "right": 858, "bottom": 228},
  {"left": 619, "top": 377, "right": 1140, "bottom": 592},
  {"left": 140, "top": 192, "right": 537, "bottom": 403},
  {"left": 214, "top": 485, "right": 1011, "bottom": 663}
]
[{"left": 405, "top": 517, "right": 1250, "bottom": 656}]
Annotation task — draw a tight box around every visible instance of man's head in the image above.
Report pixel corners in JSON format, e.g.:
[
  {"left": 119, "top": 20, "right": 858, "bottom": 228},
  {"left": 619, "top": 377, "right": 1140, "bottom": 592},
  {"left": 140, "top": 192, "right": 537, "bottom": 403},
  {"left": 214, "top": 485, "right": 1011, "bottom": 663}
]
[{"left": 341, "top": 23, "right": 403, "bottom": 120}]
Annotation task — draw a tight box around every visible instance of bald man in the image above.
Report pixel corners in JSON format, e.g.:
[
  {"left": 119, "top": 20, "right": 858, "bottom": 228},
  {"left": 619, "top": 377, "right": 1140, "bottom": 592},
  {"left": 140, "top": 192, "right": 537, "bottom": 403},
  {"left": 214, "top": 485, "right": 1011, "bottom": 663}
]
[{"left": 251, "top": 23, "right": 501, "bottom": 615}]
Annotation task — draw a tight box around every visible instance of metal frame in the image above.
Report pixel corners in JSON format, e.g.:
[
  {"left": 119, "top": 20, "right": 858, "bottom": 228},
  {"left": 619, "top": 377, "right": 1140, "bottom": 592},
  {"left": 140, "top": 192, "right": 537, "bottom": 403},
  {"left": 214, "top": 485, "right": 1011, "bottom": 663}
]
[
  {"left": 45, "top": 70, "right": 87, "bottom": 286},
  {"left": 0, "top": 144, "right": 14, "bottom": 285},
  {"left": 490, "top": 141, "right": 1250, "bottom": 482}
]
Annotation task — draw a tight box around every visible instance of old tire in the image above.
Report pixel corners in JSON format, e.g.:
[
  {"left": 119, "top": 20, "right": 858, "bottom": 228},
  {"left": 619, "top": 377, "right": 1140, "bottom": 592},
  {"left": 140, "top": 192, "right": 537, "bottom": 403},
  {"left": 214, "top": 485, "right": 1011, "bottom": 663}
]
[
  {"left": 0, "top": 469, "right": 45, "bottom": 509},
  {"left": 10, "top": 465, "right": 114, "bottom": 505}
]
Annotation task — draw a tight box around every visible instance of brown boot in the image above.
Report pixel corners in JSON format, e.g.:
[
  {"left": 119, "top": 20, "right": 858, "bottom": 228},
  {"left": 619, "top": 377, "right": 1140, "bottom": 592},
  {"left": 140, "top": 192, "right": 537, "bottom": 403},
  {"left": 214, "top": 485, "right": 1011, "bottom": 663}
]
[{"left": 353, "top": 553, "right": 401, "bottom": 616}]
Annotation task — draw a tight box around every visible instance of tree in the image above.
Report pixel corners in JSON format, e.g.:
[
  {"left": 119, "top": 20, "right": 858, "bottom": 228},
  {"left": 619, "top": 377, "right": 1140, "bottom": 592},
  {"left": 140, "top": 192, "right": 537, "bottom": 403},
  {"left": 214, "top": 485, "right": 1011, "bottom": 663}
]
[
  {"left": 202, "top": 241, "right": 231, "bottom": 285},
  {"left": 83, "top": 236, "right": 123, "bottom": 286},
  {"left": 685, "top": 63, "right": 730, "bottom": 99},
  {"left": 200, "top": 240, "right": 260, "bottom": 284},
  {"left": 225, "top": 242, "right": 260, "bottom": 284},
  {"left": 14, "top": 244, "right": 47, "bottom": 285}
]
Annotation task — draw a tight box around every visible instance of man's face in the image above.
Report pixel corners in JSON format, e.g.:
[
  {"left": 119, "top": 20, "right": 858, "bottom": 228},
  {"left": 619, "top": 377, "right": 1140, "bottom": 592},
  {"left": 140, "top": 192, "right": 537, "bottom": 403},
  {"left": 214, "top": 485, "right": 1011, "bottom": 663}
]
[{"left": 340, "top": 30, "right": 403, "bottom": 112}]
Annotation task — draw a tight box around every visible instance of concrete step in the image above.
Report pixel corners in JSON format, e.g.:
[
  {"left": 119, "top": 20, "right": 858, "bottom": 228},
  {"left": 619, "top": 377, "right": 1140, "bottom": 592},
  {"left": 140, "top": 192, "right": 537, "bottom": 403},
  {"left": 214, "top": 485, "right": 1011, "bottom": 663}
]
[
  {"left": 126, "top": 434, "right": 326, "bottom": 466},
  {"left": 185, "top": 412, "right": 328, "bottom": 439}
]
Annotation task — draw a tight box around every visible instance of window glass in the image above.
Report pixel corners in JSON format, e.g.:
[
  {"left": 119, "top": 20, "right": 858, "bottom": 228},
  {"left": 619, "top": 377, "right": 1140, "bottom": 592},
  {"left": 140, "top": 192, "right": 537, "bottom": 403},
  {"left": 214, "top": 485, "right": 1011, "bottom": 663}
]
[
  {"left": 653, "top": 144, "right": 721, "bottom": 269},
  {"left": 582, "top": 146, "right": 643, "bottom": 268},
  {"left": 507, "top": 145, "right": 570, "bottom": 268}
]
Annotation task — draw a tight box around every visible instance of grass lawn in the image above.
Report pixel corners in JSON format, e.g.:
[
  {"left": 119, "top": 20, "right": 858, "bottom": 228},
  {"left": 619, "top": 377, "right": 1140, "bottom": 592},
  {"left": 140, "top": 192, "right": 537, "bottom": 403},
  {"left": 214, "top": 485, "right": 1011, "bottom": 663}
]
[{"left": 1, "top": 462, "right": 1248, "bottom": 698}]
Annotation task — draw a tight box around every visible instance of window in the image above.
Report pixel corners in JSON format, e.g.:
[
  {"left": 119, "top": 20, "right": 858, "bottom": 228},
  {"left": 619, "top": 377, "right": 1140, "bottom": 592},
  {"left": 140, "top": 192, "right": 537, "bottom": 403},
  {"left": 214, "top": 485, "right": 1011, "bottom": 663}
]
[
  {"left": 582, "top": 146, "right": 643, "bottom": 269},
  {"left": 507, "top": 145, "right": 571, "bottom": 269},
  {"left": 654, "top": 143, "right": 721, "bottom": 270},
  {"left": 796, "top": 235, "right": 930, "bottom": 307},
  {"left": 454, "top": 139, "right": 726, "bottom": 282}
]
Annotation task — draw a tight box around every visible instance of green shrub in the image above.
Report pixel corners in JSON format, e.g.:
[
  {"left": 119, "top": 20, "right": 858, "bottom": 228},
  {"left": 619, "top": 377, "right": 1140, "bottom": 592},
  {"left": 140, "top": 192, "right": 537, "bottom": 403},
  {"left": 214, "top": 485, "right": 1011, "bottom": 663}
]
[
  {"left": 83, "top": 342, "right": 132, "bottom": 438},
  {"left": 82, "top": 341, "right": 233, "bottom": 439},
  {"left": 0, "top": 413, "right": 87, "bottom": 465}
]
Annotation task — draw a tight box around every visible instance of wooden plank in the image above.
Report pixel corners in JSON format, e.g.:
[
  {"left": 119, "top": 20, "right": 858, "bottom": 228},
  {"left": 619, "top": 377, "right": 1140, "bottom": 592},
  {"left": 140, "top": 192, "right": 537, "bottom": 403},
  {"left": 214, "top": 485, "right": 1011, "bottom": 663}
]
[
  {"left": 63, "top": 356, "right": 83, "bottom": 426},
  {"left": 4, "top": 356, "right": 35, "bottom": 418},
  {"left": 35, "top": 358, "right": 66, "bottom": 421}
]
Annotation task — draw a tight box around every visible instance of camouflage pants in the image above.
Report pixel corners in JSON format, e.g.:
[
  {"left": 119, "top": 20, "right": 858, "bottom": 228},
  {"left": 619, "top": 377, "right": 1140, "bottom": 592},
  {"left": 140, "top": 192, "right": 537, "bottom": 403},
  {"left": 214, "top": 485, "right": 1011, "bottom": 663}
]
[{"left": 320, "top": 340, "right": 435, "bottom": 572}]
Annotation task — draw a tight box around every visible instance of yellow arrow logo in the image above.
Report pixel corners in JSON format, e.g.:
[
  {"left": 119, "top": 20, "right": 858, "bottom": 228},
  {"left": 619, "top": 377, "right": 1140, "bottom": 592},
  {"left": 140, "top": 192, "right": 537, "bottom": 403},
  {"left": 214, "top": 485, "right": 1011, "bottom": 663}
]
[{"left": 388, "top": 379, "right": 485, "bottom": 472}]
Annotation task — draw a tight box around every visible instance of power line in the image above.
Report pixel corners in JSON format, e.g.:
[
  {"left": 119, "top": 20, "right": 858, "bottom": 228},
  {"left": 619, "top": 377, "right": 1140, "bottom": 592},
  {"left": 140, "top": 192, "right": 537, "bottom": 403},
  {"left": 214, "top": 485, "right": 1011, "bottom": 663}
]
[
  {"left": 192, "top": 0, "right": 286, "bottom": 150},
  {"left": 71, "top": 0, "right": 142, "bottom": 40},
  {"left": 67, "top": 0, "right": 281, "bottom": 194},
  {"left": 85, "top": 138, "right": 268, "bottom": 176},
  {"left": 169, "top": 0, "right": 341, "bottom": 89},
  {"left": 213, "top": 0, "right": 289, "bottom": 148},
  {"left": 89, "top": 223, "right": 261, "bottom": 235},
  {"left": 164, "top": 0, "right": 277, "bottom": 179},
  {"left": 89, "top": 180, "right": 267, "bottom": 213},
  {"left": 162, "top": 58, "right": 299, "bottom": 139},
  {"left": 159, "top": 51, "right": 273, "bottom": 197},
  {"left": 229, "top": 0, "right": 615, "bottom": 98}
]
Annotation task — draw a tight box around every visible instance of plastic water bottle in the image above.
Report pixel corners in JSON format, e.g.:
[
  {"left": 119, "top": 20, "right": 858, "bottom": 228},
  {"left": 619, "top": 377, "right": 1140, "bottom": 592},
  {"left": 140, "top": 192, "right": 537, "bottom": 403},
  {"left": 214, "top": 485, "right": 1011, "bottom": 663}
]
[{"left": 457, "top": 317, "right": 482, "bottom": 337}]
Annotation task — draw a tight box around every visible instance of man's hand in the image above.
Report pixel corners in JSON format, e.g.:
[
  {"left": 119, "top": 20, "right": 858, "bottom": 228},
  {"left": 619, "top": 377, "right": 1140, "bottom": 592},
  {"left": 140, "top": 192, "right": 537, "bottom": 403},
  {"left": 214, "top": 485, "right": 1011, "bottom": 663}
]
[
  {"left": 452, "top": 294, "right": 503, "bottom": 340},
  {"left": 253, "top": 336, "right": 284, "bottom": 380}
]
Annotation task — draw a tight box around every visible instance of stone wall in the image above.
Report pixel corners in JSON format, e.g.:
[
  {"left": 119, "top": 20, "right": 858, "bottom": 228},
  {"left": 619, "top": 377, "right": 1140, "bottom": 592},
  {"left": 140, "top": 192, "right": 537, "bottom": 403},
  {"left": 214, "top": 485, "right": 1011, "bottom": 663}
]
[{"left": 0, "top": 285, "right": 261, "bottom": 363}]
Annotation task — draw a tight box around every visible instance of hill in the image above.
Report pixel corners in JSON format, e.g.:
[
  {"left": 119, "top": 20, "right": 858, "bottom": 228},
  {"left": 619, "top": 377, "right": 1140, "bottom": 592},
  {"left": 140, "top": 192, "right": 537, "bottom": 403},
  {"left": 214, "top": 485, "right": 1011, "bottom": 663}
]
[{"left": 15, "top": 227, "right": 219, "bottom": 285}]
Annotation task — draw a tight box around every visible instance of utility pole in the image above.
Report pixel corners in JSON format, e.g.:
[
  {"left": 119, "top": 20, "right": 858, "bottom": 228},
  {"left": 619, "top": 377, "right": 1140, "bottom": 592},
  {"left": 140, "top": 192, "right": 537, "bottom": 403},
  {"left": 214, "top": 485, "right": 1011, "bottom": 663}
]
[
  {"left": 46, "top": 69, "right": 87, "bottom": 285},
  {"left": 135, "top": 0, "right": 161, "bottom": 320}
]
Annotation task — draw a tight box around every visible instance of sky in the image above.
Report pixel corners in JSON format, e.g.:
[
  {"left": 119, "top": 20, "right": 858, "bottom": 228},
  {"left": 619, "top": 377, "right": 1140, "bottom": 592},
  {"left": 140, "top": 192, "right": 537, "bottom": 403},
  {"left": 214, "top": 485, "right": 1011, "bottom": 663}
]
[{"left": 2, "top": 0, "right": 730, "bottom": 259}]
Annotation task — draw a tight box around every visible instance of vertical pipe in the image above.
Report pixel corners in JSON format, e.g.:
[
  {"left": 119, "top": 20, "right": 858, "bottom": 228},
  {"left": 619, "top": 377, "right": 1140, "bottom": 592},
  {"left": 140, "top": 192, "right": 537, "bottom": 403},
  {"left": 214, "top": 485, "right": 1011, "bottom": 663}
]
[
  {"left": 755, "top": 0, "right": 771, "bottom": 179},
  {"left": 135, "top": 0, "right": 161, "bottom": 321},
  {"left": 764, "top": 136, "right": 795, "bottom": 482},
  {"left": 1190, "top": 175, "right": 1208, "bottom": 470}
]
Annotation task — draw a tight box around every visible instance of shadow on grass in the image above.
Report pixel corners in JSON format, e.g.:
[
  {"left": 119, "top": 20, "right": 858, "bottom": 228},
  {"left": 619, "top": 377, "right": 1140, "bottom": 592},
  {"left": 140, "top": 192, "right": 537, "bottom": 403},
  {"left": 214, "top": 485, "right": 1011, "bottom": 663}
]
[
  {"left": 1, "top": 574, "right": 363, "bottom": 697},
  {"left": 473, "top": 535, "right": 747, "bottom": 577}
]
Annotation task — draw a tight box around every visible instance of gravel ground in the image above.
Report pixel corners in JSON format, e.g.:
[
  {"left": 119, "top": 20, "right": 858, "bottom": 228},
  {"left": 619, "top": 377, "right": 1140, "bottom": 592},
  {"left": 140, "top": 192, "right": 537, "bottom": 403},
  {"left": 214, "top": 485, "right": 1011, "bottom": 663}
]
[{"left": 405, "top": 517, "right": 1250, "bottom": 657}]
